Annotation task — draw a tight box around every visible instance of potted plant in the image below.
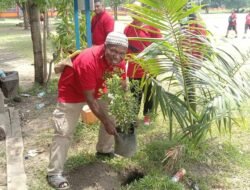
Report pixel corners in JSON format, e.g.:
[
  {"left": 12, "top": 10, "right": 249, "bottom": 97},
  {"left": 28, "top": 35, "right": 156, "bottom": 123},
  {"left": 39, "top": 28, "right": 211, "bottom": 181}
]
[{"left": 101, "top": 74, "right": 139, "bottom": 157}]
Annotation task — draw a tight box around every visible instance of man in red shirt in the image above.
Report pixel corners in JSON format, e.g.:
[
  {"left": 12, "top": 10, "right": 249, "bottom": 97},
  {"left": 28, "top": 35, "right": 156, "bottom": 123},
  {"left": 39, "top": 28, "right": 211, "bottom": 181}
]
[
  {"left": 91, "top": 0, "right": 114, "bottom": 45},
  {"left": 47, "top": 32, "right": 128, "bottom": 189},
  {"left": 182, "top": 14, "right": 207, "bottom": 112},
  {"left": 187, "top": 14, "right": 207, "bottom": 62},
  {"left": 225, "top": 10, "right": 237, "bottom": 38},
  {"left": 244, "top": 11, "right": 250, "bottom": 35},
  {"left": 124, "top": 15, "right": 162, "bottom": 125}
]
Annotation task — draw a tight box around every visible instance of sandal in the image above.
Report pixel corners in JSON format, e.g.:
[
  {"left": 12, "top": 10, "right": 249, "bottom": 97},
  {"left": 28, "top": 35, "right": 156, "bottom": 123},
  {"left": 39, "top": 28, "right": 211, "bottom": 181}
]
[{"left": 47, "top": 175, "right": 70, "bottom": 190}]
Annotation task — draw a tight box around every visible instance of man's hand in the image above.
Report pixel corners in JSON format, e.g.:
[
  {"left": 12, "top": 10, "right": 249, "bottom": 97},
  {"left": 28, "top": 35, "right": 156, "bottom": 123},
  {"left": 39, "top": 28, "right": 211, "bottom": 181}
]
[
  {"left": 84, "top": 90, "right": 118, "bottom": 136},
  {"left": 103, "top": 119, "right": 117, "bottom": 136},
  {"left": 120, "top": 79, "right": 128, "bottom": 91}
]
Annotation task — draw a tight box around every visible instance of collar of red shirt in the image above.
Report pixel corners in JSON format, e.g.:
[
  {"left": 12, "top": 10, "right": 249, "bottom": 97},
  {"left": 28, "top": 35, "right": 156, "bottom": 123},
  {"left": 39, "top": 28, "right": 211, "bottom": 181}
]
[{"left": 95, "top": 10, "right": 105, "bottom": 18}]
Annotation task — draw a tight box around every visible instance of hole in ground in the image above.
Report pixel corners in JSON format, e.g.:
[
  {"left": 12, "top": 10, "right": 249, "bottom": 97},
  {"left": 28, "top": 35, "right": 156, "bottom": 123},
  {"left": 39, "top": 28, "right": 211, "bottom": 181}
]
[{"left": 121, "top": 170, "right": 145, "bottom": 186}]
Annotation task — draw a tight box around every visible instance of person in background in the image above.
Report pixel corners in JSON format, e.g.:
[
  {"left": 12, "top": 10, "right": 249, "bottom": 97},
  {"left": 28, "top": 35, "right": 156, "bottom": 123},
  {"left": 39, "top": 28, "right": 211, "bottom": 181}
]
[
  {"left": 91, "top": 0, "right": 114, "bottom": 45},
  {"left": 187, "top": 14, "right": 207, "bottom": 62},
  {"left": 47, "top": 32, "right": 128, "bottom": 190},
  {"left": 182, "top": 13, "right": 207, "bottom": 112},
  {"left": 40, "top": 12, "right": 44, "bottom": 25},
  {"left": 244, "top": 11, "right": 250, "bottom": 36},
  {"left": 124, "top": 3, "right": 162, "bottom": 125},
  {"left": 225, "top": 10, "right": 237, "bottom": 38}
]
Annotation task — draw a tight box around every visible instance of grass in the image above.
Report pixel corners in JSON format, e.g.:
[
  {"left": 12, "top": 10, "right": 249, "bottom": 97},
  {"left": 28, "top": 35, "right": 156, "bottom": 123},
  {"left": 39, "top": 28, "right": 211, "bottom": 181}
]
[
  {"left": 121, "top": 175, "right": 184, "bottom": 190},
  {"left": 20, "top": 77, "right": 59, "bottom": 95},
  {"left": 0, "top": 18, "right": 56, "bottom": 61},
  {"left": 60, "top": 118, "right": 250, "bottom": 189},
  {"left": 18, "top": 81, "right": 250, "bottom": 185},
  {"left": 0, "top": 20, "right": 33, "bottom": 60}
]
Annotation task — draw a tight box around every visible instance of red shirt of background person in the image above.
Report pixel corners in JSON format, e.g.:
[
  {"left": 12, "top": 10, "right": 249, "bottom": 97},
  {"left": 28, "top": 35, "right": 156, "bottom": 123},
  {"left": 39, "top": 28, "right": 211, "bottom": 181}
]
[
  {"left": 246, "top": 12, "right": 250, "bottom": 25},
  {"left": 124, "top": 17, "right": 162, "bottom": 125},
  {"left": 124, "top": 20, "right": 162, "bottom": 78},
  {"left": 225, "top": 10, "right": 238, "bottom": 38},
  {"left": 229, "top": 11, "right": 237, "bottom": 26},
  {"left": 188, "top": 23, "right": 207, "bottom": 60},
  {"left": 184, "top": 14, "right": 207, "bottom": 61},
  {"left": 91, "top": 0, "right": 114, "bottom": 45},
  {"left": 245, "top": 11, "right": 250, "bottom": 35},
  {"left": 58, "top": 45, "right": 126, "bottom": 103}
]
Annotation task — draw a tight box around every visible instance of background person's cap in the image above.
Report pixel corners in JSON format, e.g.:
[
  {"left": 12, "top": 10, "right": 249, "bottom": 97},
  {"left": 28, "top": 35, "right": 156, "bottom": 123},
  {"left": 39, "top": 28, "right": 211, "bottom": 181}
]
[{"left": 105, "top": 32, "right": 128, "bottom": 48}]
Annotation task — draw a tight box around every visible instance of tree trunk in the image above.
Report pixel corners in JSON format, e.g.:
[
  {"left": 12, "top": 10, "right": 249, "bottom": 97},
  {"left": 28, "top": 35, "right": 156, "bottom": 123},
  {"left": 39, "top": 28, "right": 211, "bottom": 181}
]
[
  {"left": 43, "top": 11, "right": 47, "bottom": 81},
  {"left": 205, "top": 7, "right": 209, "bottom": 14},
  {"left": 16, "top": 2, "right": 29, "bottom": 30},
  {"left": 113, "top": 4, "right": 118, "bottom": 20},
  {"left": 46, "top": 11, "right": 50, "bottom": 38},
  {"left": 23, "top": 2, "right": 29, "bottom": 30},
  {"left": 27, "top": 0, "right": 44, "bottom": 84}
]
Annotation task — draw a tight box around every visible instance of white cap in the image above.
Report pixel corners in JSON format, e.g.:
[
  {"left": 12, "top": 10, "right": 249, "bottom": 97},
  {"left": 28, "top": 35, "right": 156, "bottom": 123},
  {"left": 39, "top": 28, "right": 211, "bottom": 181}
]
[{"left": 105, "top": 32, "right": 128, "bottom": 48}]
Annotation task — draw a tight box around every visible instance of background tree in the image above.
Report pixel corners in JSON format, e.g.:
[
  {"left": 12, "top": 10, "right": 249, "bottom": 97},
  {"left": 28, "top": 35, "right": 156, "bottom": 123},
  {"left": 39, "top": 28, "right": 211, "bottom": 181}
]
[
  {"left": 16, "top": 0, "right": 29, "bottom": 30},
  {"left": 0, "top": 0, "right": 14, "bottom": 11},
  {"left": 110, "top": 0, "right": 120, "bottom": 20},
  {"left": 0, "top": 0, "right": 83, "bottom": 85},
  {"left": 0, "top": 0, "right": 30, "bottom": 30},
  {"left": 222, "top": 0, "right": 250, "bottom": 10},
  {"left": 108, "top": 0, "right": 129, "bottom": 20},
  {"left": 1, "top": 0, "right": 49, "bottom": 84},
  {"left": 27, "top": 0, "right": 44, "bottom": 84},
  {"left": 202, "top": 0, "right": 250, "bottom": 10},
  {"left": 201, "top": 0, "right": 210, "bottom": 13}
]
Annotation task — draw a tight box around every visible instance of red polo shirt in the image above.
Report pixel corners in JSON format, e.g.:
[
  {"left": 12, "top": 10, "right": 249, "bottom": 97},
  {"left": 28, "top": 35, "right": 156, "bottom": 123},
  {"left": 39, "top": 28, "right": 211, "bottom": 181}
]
[
  {"left": 58, "top": 45, "right": 126, "bottom": 103},
  {"left": 229, "top": 13, "right": 237, "bottom": 26},
  {"left": 246, "top": 14, "right": 250, "bottom": 25},
  {"left": 124, "top": 23, "right": 161, "bottom": 78},
  {"left": 189, "top": 23, "right": 207, "bottom": 59},
  {"left": 91, "top": 11, "right": 114, "bottom": 45}
]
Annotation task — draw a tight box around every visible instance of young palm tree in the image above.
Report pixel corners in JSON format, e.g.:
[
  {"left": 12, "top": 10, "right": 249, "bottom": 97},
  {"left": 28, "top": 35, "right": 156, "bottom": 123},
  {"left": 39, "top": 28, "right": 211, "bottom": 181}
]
[{"left": 125, "top": 0, "right": 250, "bottom": 144}]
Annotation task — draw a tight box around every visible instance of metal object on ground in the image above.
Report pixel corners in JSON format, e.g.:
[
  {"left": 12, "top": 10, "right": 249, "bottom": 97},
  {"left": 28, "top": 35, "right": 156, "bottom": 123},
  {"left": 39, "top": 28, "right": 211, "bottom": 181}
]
[{"left": 0, "top": 71, "right": 19, "bottom": 99}]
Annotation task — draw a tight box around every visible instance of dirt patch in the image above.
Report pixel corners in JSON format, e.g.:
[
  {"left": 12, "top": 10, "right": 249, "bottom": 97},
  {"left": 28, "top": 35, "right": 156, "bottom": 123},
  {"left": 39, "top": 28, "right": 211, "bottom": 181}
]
[
  {"left": 65, "top": 162, "right": 145, "bottom": 190},
  {"left": 67, "top": 162, "right": 121, "bottom": 190}
]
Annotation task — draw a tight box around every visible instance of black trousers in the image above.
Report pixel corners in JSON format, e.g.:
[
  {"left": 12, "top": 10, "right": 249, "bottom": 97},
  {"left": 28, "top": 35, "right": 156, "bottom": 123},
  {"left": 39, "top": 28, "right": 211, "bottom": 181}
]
[{"left": 129, "top": 78, "right": 153, "bottom": 116}]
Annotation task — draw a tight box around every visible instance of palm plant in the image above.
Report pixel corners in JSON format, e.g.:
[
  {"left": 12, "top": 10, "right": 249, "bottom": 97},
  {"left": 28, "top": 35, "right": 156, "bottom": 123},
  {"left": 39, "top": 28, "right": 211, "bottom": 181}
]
[{"left": 125, "top": 0, "right": 250, "bottom": 144}]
